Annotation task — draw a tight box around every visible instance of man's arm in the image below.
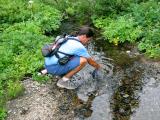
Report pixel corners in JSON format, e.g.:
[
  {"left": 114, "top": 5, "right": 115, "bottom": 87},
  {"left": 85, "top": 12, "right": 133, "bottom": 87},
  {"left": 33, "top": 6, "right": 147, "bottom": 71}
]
[{"left": 87, "top": 57, "right": 101, "bottom": 69}]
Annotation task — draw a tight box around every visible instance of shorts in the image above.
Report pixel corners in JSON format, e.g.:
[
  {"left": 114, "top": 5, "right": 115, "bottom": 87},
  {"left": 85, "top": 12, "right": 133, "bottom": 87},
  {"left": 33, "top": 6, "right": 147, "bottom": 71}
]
[{"left": 45, "top": 56, "right": 80, "bottom": 76}]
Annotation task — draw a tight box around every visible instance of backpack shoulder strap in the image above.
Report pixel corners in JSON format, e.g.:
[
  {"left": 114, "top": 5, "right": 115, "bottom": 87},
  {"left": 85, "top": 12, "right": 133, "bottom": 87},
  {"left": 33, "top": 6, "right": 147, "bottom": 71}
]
[
  {"left": 51, "top": 36, "right": 82, "bottom": 58},
  {"left": 56, "top": 37, "right": 81, "bottom": 57},
  {"left": 65, "top": 37, "right": 81, "bottom": 43}
]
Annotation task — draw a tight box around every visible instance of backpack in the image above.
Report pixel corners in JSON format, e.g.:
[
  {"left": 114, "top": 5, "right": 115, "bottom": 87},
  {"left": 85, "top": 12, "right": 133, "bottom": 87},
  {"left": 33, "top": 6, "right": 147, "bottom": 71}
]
[{"left": 41, "top": 35, "right": 80, "bottom": 65}]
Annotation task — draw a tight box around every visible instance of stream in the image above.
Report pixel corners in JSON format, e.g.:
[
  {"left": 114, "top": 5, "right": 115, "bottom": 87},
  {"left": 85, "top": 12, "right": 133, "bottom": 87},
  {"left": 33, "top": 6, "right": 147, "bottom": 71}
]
[
  {"left": 73, "top": 38, "right": 160, "bottom": 120},
  {"left": 59, "top": 22, "right": 160, "bottom": 119},
  {"left": 63, "top": 34, "right": 159, "bottom": 120},
  {"left": 6, "top": 22, "right": 160, "bottom": 120}
]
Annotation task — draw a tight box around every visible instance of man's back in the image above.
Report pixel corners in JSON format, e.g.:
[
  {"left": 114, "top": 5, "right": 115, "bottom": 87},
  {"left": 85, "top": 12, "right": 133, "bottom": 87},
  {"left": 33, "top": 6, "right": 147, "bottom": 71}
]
[{"left": 45, "top": 37, "right": 90, "bottom": 66}]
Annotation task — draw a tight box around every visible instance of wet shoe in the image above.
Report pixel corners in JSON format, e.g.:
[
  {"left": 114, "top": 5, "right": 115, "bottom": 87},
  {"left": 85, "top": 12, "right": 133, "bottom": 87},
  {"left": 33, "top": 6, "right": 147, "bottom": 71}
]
[
  {"left": 56, "top": 77, "right": 83, "bottom": 89},
  {"left": 57, "top": 79, "right": 76, "bottom": 89}
]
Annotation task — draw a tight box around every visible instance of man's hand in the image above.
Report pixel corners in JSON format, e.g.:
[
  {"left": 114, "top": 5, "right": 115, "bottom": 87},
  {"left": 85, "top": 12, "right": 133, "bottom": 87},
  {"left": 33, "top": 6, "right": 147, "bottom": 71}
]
[
  {"left": 87, "top": 57, "right": 101, "bottom": 69},
  {"left": 92, "top": 69, "right": 102, "bottom": 79}
]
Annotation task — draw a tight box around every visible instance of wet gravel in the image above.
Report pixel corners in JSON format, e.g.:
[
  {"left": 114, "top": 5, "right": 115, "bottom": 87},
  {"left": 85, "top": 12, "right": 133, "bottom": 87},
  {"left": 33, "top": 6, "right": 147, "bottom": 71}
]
[{"left": 6, "top": 78, "right": 76, "bottom": 120}]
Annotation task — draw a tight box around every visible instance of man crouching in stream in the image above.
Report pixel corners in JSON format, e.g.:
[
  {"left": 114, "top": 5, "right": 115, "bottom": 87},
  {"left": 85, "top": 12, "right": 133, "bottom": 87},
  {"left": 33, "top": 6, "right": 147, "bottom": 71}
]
[{"left": 40, "top": 26, "right": 101, "bottom": 89}]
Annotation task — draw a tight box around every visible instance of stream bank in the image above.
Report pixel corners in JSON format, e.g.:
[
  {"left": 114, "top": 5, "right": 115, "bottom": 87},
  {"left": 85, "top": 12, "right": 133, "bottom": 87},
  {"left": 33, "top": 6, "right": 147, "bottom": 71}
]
[
  {"left": 6, "top": 41, "right": 160, "bottom": 120},
  {"left": 6, "top": 22, "right": 160, "bottom": 120}
]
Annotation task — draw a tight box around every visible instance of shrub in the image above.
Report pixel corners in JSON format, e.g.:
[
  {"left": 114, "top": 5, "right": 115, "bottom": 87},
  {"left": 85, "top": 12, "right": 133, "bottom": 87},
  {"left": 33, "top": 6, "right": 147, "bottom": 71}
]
[
  {"left": 0, "top": 0, "right": 31, "bottom": 31},
  {"left": 0, "top": 24, "right": 50, "bottom": 81},
  {"left": 0, "top": 0, "right": 62, "bottom": 33},
  {"left": 93, "top": 0, "right": 160, "bottom": 58},
  {"left": 94, "top": 16, "right": 142, "bottom": 45},
  {"left": 92, "top": 0, "right": 136, "bottom": 17},
  {"left": 130, "top": 1, "right": 160, "bottom": 58},
  {"left": 129, "top": 1, "right": 160, "bottom": 28},
  {"left": 0, "top": 108, "right": 7, "bottom": 120},
  {"left": 31, "top": 3, "right": 62, "bottom": 34},
  {"left": 7, "top": 80, "right": 24, "bottom": 99},
  {"left": 138, "top": 27, "right": 160, "bottom": 58},
  {"left": 0, "top": 1, "right": 62, "bottom": 119}
]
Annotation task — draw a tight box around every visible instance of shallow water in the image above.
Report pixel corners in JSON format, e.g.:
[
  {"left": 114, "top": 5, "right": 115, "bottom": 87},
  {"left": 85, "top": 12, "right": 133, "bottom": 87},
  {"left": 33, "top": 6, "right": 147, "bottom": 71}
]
[
  {"left": 58, "top": 22, "right": 160, "bottom": 120},
  {"left": 72, "top": 39, "right": 160, "bottom": 120}
]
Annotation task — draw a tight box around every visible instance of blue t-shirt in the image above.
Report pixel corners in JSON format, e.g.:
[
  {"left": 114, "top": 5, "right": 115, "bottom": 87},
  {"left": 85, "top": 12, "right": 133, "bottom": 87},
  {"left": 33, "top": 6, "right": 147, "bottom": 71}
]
[{"left": 45, "top": 37, "right": 91, "bottom": 66}]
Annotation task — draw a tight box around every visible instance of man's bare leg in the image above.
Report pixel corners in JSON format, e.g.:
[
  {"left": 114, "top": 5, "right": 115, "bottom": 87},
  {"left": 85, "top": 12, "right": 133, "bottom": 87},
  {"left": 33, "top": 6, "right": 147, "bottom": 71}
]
[
  {"left": 57, "top": 57, "right": 87, "bottom": 89},
  {"left": 40, "top": 57, "right": 87, "bottom": 76},
  {"left": 63, "top": 57, "right": 87, "bottom": 79}
]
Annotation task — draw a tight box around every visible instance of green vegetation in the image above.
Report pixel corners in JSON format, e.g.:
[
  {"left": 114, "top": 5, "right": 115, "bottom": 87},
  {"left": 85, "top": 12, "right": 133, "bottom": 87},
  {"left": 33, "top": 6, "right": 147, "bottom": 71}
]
[
  {"left": 93, "top": 16, "right": 142, "bottom": 45},
  {"left": 0, "top": 0, "right": 62, "bottom": 119},
  {"left": 131, "top": 1, "right": 160, "bottom": 58},
  {"left": 46, "top": 0, "right": 159, "bottom": 58},
  {"left": 0, "top": 0, "right": 159, "bottom": 119},
  {"left": 93, "top": 0, "right": 160, "bottom": 58}
]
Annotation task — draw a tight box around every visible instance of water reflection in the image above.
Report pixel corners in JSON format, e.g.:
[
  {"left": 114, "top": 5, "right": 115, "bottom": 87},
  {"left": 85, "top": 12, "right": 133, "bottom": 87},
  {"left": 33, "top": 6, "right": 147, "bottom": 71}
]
[
  {"left": 90, "top": 38, "right": 146, "bottom": 120},
  {"left": 131, "top": 63, "right": 160, "bottom": 120},
  {"left": 73, "top": 37, "right": 147, "bottom": 120},
  {"left": 111, "top": 68, "right": 143, "bottom": 120},
  {"left": 74, "top": 94, "right": 95, "bottom": 119},
  {"left": 73, "top": 40, "right": 115, "bottom": 119}
]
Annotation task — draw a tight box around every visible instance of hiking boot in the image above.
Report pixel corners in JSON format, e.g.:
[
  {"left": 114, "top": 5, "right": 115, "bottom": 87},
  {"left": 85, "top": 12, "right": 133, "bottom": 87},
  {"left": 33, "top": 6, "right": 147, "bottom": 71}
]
[{"left": 56, "top": 77, "right": 83, "bottom": 89}]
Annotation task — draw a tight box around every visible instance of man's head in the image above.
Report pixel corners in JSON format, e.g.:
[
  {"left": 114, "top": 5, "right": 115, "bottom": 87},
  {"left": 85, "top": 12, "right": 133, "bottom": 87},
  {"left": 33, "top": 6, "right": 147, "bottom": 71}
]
[{"left": 77, "top": 26, "right": 94, "bottom": 45}]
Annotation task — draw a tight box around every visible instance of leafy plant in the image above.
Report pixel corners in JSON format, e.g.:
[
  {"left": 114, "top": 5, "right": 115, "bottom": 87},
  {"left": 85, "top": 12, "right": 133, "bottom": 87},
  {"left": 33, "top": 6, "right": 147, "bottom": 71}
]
[
  {"left": 93, "top": 0, "right": 160, "bottom": 58},
  {"left": 0, "top": 0, "right": 63, "bottom": 119},
  {"left": 130, "top": 1, "right": 160, "bottom": 58},
  {"left": 129, "top": 1, "right": 160, "bottom": 28},
  {"left": 0, "top": 0, "right": 31, "bottom": 31},
  {"left": 138, "top": 28, "right": 160, "bottom": 58},
  {"left": 94, "top": 16, "right": 142, "bottom": 45},
  {"left": 32, "top": 3, "right": 62, "bottom": 34},
  {"left": 0, "top": 108, "right": 7, "bottom": 120},
  {"left": 32, "top": 73, "right": 51, "bottom": 83},
  {"left": 7, "top": 80, "right": 24, "bottom": 99},
  {"left": 92, "top": 0, "right": 137, "bottom": 17}
]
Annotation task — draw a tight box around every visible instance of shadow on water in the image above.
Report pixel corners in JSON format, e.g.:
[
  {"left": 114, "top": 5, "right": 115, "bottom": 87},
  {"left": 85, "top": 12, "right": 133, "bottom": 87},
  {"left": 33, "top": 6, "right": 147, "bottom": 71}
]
[{"left": 73, "top": 93, "right": 96, "bottom": 118}]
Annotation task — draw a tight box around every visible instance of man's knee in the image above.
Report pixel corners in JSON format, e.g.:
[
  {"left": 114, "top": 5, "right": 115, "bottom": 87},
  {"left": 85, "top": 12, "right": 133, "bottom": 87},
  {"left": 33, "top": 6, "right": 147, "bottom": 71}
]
[{"left": 80, "top": 57, "right": 87, "bottom": 65}]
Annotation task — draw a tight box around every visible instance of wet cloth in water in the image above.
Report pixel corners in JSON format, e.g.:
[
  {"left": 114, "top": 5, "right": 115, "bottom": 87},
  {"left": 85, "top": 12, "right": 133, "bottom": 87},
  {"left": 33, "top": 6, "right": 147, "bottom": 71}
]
[{"left": 45, "top": 56, "right": 80, "bottom": 76}]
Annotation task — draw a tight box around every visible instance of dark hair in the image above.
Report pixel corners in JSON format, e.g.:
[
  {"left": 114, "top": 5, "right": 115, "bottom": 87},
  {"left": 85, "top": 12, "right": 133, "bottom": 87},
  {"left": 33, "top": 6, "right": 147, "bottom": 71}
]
[{"left": 77, "top": 26, "right": 94, "bottom": 38}]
